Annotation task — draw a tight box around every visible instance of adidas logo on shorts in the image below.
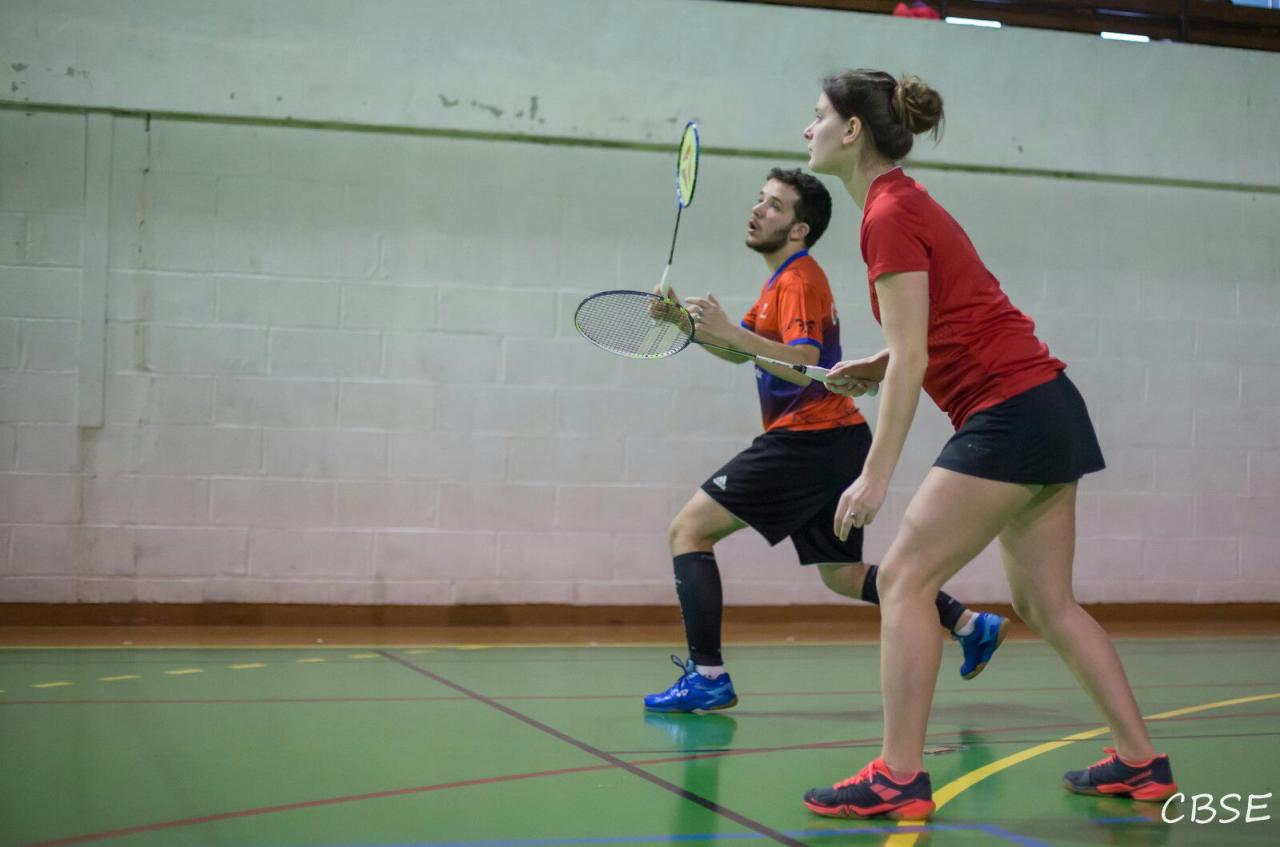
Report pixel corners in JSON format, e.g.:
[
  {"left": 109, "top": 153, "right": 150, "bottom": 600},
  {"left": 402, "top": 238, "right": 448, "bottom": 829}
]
[{"left": 712, "top": 475, "right": 728, "bottom": 490}]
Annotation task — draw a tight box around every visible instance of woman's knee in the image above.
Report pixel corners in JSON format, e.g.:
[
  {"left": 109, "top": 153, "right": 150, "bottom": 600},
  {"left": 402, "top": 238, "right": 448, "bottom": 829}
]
[
  {"left": 1011, "top": 590, "right": 1078, "bottom": 634},
  {"left": 875, "top": 559, "right": 939, "bottom": 604}
]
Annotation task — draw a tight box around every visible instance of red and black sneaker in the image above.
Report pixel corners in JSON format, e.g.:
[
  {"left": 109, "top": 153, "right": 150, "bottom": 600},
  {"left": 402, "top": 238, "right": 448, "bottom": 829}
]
[
  {"left": 1063, "top": 747, "right": 1178, "bottom": 802},
  {"left": 803, "top": 758, "right": 936, "bottom": 819}
]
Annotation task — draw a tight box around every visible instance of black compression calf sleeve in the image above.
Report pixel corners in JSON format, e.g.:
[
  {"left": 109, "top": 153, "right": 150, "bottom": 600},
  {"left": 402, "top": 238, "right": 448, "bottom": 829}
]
[
  {"left": 935, "top": 591, "right": 968, "bottom": 633},
  {"left": 673, "top": 551, "right": 723, "bottom": 666},
  {"left": 860, "top": 564, "right": 880, "bottom": 604},
  {"left": 861, "top": 563, "right": 968, "bottom": 632}
]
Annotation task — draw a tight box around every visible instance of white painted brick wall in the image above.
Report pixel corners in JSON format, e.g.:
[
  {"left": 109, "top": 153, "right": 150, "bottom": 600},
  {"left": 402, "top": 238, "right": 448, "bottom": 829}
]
[
  {"left": 211, "top": 479, "right": 333, "bottom": 528},
  {"left": 264, "top": 429, "right": 386, "bottom": 479},
  {"left": 0, "top": 424, "right": 15, "bottom": 469},
  {"left": 105, "top": 375, "right": 215, "bottom": 425},
  {"left": 0, "top": 473, "right": 81, "bottom": 523},
  {"left": 0, "top": 267, "right": 82, "bottom": 318},
  {"left": 0, "top": 319, "right": 18, "bottom": 369},
  {"left": 0, "top": 373, "right": 77, "bottom": 423},
  {"left": 334, "top": 481, "right": 438, "bottom": 529},
  {"left": 109, "top": 271, "right": 217, "bottom": 323},
  {"left": 134, "top": 426, "right": 261, "bottom": 475},
  {"left": 20, "top": 320, "right": 79, "bottom": 372},
  {"left": 215, "top": 378, "right": 337, "bottom": 428},
  {"left": 387, "top": 432, "right": 506, "bottom": 483},
  {"left": 14, "top": 424, "right": 79, "bottom": 472},
  {"left": 2, "top": 3, "right": 1278, "bottom": 606}
]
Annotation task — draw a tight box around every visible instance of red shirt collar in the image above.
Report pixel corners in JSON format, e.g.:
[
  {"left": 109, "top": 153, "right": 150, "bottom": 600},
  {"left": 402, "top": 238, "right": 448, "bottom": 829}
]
[{"left": 864, "top": 166, "right": 907, "bottom": 209}]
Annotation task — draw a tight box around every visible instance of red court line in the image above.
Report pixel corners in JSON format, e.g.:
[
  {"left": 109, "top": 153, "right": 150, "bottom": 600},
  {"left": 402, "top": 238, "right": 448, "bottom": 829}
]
[
  {"left": 23, "top": 764, "right": 615, "bottom": 847},
  {"left": 0, "top": 696, "right": 455, "bottom": 706},
  {"left": 7, "top": 679, "right": 1280, "bottom": 707},
  {"left": 26, "top": 708, "right": 1280, "bottom": 847}
]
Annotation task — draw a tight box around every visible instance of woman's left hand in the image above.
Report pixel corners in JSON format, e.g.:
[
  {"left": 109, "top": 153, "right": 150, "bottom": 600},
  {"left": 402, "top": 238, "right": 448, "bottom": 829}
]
[
  {"left": 833, "top": 472, "right": 888, "bottom": 541},
  {"left": 683, "top": 294, "right": 734, "bottom": 342}
]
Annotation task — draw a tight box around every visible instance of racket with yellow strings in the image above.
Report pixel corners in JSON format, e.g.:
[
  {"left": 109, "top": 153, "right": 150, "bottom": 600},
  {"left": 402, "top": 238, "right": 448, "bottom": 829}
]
[{"left": 658, "top": 121, "right": 700, "bottom": 301}]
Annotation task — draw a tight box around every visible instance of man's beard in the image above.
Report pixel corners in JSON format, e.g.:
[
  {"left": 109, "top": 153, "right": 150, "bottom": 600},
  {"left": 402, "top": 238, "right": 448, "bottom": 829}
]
[{"left": 746, "top": 229, "right": 789, "bottom": 254}]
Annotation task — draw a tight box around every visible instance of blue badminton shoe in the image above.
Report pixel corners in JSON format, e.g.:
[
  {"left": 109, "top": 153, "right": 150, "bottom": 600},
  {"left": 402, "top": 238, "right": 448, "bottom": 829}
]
[
  {"left": 956, "top": 611, "right": 1009, "bottom": 680},
  {"left": 643, "top": 655, "right": 738, "bottom": 713}
]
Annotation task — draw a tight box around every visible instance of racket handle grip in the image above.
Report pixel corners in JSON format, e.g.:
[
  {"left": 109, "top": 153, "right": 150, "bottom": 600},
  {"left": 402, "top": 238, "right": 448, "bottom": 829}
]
[
  {"left": 796, "top": 363, "right": 879, "bottom": 396},
  {"left": 755, "top": 356, "right": 879, "bottom": 396},
  {"left": 658, "top": 265, "right": 672, "bottom": 301}
]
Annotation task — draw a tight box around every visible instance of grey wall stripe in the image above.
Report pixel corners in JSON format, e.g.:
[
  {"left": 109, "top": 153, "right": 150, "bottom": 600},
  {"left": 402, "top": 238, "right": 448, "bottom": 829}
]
[{"left": 4, "top": 100, "right": 1278, "bottom": 196}]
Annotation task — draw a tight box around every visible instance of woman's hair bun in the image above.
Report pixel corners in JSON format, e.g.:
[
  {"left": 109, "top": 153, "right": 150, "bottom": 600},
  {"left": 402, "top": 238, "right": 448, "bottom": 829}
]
[{"left": 892, "top": 74, "right": 944, "bottom": 137}]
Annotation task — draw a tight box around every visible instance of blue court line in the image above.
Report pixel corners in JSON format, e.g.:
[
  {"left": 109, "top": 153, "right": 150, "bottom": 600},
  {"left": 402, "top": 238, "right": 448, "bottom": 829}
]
[{"left": 323, "top": 821, "right": 1057, "bottom": 847}]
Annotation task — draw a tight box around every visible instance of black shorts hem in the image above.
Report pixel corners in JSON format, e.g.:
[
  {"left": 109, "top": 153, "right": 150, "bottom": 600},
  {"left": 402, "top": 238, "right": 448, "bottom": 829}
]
[
  {"left": 932, "top": 372, "right": 1105, "bottom": 485},
  {"left": 700, "top": 424, "right": 870, "bottom": 564}
]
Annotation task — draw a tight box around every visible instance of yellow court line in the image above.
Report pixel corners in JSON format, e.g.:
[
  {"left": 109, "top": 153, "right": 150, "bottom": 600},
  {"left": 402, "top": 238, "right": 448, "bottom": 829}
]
[
  {"left": 228, "top": 663, "right": 266, "bottom": 669},
  {"left": 297, "top": 658, "right": 327, "bottom": 663},
  {"left": 32, "top": 682, "right": 73, "bottom": 688},
  {"left": 348, "top": 653, "right": 380, "bottom": 659},
  {"left": 885, "top": 691, "right": 1280, "bottom": 846},
  {"left": 164, "top": 669, "right": 204, "bottom": 676},
  {"left": 100, "top": 675, "right": 140, "bottom": 682}
]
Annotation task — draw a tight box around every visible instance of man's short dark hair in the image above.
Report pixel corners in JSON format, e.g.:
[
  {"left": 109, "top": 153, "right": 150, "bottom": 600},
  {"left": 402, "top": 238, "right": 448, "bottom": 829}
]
[{"left": 767, "top": 167, "right": 832, "bottom": 248}]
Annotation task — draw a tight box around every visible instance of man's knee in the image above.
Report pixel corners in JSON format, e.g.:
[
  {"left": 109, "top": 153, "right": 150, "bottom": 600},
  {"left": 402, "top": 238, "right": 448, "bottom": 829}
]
[
  {"left": 669, "top": 496, "right": 730, "bottom": 554},
  {"left": 818, "top": 563, "right": 866, "bottom": 598}
]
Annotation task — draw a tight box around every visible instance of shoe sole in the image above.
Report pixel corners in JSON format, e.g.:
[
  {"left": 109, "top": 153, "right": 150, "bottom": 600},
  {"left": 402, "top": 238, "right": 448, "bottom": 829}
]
[
  {"left": 643, "top": 696, "right": 738, "bottom": 714},
  {"left": 804, "top": 799, "right": 936, "bottom": 820},
  {"left": 1062, "top": 778, "right": 1179, "bottom": 802},
  {"left": 961, "top": 618, "right": 1009, "bottom": 680}
]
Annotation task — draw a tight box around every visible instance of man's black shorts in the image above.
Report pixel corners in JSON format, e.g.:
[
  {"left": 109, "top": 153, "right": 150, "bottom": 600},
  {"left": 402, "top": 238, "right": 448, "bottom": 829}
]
[{"left": 700, "top": 423, "right": 872, "bottom": 565}]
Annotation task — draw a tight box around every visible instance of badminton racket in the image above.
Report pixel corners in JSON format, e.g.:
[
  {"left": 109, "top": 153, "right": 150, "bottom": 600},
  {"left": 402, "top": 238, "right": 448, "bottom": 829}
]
[
  {"left": 574, "top": 290, "right": 878, "bottom": 393},
  {"left": 658, "top": 121, "right": 700, "bottom": 301}
]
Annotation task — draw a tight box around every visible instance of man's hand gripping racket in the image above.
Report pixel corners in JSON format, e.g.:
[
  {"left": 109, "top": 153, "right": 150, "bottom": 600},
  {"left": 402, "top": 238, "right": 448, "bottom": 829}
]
[{"left": 575, "top": 120, "right": 879, "bottom": 394}]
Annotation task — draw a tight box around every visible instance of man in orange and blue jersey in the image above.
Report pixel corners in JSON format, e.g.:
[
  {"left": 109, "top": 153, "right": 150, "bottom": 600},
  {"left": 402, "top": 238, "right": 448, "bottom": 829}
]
[{"left": 644, "top": 169, "right": 1009, "bottom": 713}]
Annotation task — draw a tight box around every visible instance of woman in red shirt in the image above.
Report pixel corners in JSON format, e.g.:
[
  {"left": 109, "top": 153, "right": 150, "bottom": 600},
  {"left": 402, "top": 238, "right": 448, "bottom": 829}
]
[{"left": 799, "top": 69, "right": 1177, "bottom": 819}]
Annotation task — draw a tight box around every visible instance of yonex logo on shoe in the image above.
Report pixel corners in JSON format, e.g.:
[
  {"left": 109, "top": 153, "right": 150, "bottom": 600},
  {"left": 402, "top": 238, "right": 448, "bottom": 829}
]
[{"left": 713, "top": 475, "right": 728, "bottom": 490}]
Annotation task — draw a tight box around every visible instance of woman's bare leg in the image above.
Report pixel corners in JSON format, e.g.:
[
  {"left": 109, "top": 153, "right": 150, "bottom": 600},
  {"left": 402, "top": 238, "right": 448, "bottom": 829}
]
[
  {"left": 876, "top": 468, "right": 1039, "bottom": 774},
  {"left": 999, "top": 483, "right": 1156, "bottom": 761}
]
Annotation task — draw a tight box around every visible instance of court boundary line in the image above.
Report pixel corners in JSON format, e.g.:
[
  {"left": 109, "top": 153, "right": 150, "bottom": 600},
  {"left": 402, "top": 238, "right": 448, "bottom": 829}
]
[
  {"left": 883, "top": 691, "right": 1280, "bottom": 847},
  {"left": 15, "top": 699, "right": 1277, "bottom": 845},
  {"left": 4, "top": 634, "right": 1278, "bottom": 650},
  {"left": 375, "top": 650, "right": 808, "bottom": 847},
  {"left": 321, "top": 820, "right": 1056, "bottom": 847}
]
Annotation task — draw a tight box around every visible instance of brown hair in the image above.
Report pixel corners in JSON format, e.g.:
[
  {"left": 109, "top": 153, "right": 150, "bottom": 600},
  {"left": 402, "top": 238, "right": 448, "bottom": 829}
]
[
  {"left": 765, "top": 167, "right": 832, "bottom": 248},
  {"left": 821, "top": 70, "right": 944, "bottom": 161}
]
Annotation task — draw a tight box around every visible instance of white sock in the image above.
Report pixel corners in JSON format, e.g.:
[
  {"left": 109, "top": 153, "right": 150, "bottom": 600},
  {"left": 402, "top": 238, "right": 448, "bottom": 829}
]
[
  {"left": 953, "top": 616, "right": 976, "bottom": 637},
  {"left": 695, "top": 664, "right": 726, "bottom": 679}
]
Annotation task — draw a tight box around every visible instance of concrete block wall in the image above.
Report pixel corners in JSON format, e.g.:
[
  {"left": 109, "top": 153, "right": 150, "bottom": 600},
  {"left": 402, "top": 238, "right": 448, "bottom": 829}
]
[{"left": 1, "top": 0, "right": 1278, "bottom": 605}]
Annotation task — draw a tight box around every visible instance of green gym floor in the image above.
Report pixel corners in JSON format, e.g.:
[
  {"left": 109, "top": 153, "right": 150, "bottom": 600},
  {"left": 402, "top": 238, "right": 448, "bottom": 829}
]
[{"left": 2, "top": 637, "right": 1278, "bottom": 847}]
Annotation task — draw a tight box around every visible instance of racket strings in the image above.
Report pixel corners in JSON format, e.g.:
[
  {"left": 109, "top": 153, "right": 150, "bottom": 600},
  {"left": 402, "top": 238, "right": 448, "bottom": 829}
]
[{"left": 574, "top": 292, "right": 693, "bottom": 359}]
